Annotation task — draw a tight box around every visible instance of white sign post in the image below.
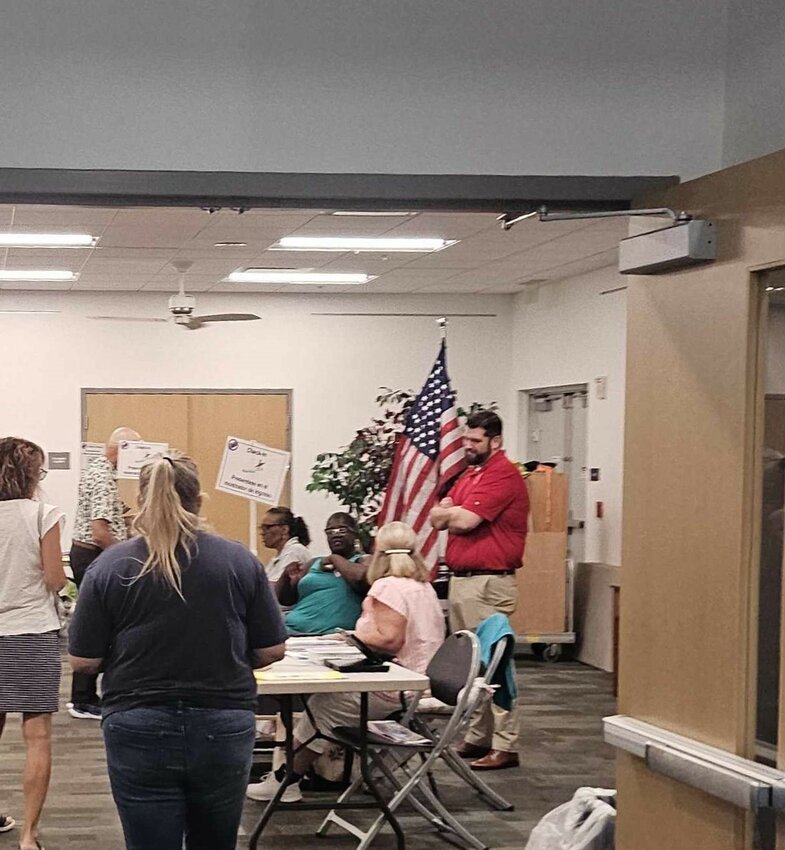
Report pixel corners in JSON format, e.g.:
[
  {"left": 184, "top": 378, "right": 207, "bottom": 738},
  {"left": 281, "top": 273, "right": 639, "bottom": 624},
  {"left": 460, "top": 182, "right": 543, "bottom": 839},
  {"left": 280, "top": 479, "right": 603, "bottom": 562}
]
[
  {"left": 117, "top": 440, "right": 170, "bottom": 480},
  {"left": 216, "top": 437, "right": 290, "bottom": 553}
]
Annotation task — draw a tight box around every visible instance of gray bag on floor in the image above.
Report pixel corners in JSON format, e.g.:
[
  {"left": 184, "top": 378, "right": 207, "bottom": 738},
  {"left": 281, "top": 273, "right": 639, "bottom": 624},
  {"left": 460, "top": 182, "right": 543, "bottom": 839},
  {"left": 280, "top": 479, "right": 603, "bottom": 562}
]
[{"left": 524, "top": 787, "right": 616, "bottom": 850}]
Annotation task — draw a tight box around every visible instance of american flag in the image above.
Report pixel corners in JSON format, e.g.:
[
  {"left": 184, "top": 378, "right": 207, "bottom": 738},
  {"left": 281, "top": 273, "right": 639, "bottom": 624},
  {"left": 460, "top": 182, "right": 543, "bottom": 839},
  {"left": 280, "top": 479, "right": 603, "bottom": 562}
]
[{"left": 378, "top": 341, "right": 465, "bottom": 566}]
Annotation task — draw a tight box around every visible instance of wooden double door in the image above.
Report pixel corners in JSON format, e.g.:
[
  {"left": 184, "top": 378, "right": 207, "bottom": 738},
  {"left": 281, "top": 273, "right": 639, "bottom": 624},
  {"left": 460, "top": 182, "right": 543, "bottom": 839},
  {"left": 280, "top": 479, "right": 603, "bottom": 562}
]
[{"left": 83, "top": 390, "right": 290, "bottom": 560}]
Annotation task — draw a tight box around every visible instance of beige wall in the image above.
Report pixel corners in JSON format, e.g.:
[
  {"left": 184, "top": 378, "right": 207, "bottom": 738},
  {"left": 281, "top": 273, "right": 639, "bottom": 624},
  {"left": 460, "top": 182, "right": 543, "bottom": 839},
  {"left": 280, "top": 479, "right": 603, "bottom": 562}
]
[{"left": 618, "top": 148, "right": 785, "bottom": 849}]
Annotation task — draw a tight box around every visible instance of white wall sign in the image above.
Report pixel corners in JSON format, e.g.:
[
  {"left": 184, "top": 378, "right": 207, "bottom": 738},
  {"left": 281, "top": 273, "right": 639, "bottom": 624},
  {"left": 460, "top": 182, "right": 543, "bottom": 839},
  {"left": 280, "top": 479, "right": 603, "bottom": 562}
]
[
  {"left": 80, "top": 442, "right": 105, "bottom": 470},
  {"left": 215, "top": 437, "right": 290, "bottom": 506},
  {"left": 117, "top": 440, "right": 169, "bottom": 480}
]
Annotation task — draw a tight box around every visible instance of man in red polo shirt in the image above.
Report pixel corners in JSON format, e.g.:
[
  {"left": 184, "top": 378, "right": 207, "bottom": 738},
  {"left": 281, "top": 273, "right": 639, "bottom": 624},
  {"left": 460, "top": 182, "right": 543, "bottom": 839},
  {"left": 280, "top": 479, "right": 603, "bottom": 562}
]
[{"left": 430, "top": 410, "right": 528, "bottom": 770}]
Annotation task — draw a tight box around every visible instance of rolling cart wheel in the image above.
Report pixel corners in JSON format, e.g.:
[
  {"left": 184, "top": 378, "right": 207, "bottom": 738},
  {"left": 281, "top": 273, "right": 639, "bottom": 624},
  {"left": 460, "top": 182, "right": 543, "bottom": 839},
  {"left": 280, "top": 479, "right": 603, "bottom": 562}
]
[
  {"left": 531, "top": 642, "right": 546, "bottom": 660},
  {"left": 542, "top": 643, "right": 563, "bottom": 663}
]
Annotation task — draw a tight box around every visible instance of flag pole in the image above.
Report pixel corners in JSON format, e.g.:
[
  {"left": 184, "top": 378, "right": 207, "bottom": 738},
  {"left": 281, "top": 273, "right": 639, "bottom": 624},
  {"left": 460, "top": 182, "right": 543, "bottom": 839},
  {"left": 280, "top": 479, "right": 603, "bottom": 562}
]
[{"left": 436, "top": 316, "right": 449, "bottom": 572}]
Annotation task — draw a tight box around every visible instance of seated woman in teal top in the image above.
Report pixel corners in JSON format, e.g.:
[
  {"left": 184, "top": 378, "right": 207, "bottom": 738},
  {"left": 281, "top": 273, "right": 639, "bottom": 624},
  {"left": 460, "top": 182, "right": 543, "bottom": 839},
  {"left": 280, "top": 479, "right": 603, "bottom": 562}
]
[{"left": 276, "top": 512, "right": 369, "bottom": 635}]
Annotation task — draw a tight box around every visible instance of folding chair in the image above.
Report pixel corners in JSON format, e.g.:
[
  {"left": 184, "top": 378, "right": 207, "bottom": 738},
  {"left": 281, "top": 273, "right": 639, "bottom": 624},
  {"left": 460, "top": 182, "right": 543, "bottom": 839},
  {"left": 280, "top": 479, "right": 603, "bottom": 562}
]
[
  {"left": 317, "top": 630, "right": 487, "bottom": 850},
  {"left": 413, "top": 630, "right": 516, "bottom": 811}
]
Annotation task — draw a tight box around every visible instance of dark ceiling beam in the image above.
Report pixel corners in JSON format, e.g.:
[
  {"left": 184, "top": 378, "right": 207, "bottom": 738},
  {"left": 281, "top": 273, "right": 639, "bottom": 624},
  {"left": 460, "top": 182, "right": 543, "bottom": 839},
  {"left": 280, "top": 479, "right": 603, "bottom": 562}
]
[{"left": 0, "top": 168, "right": 679, "bottom": 212}]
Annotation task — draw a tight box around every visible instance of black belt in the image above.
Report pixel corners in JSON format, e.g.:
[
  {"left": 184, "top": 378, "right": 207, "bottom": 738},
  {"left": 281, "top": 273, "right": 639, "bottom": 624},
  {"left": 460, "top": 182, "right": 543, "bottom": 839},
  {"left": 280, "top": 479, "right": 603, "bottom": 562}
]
[{"left": 452, "top": 569, "right": 516, "bottom": 578}]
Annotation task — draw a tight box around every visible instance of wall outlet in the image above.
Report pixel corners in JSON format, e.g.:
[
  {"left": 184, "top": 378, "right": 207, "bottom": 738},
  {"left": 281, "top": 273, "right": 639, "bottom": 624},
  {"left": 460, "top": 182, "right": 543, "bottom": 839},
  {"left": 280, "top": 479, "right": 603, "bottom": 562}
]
[{"left": 595, "top": 376, "right": 608, "bottom": 400}]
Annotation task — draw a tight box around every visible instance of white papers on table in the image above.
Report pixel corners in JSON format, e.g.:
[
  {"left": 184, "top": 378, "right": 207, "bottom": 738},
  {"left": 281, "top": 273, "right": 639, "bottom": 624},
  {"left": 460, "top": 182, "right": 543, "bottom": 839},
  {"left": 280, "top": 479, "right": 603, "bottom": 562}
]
[{"left": 284, "top": 636, "right": 363, "bottom": 664}]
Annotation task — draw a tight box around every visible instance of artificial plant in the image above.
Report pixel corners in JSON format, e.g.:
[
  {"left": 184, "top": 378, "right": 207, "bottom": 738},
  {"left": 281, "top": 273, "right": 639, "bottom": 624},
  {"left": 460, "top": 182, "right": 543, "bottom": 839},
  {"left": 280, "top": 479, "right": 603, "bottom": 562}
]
[{"left": 307, "top": 387, "right": 496, "bottom": 549}]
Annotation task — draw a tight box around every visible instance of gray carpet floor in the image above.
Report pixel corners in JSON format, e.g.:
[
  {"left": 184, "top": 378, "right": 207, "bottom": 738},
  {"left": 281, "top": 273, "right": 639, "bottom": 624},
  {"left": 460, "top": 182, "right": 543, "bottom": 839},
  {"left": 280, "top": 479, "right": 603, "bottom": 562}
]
[{"left": 0, "top": 656, "right": 616, "bottom": 849}]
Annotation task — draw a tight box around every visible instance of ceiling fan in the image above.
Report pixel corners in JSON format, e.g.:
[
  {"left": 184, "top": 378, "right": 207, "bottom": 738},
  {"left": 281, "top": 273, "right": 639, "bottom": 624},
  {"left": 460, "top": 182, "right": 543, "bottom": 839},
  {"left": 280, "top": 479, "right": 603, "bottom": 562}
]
[{"left": 88, "top": 260, "right": 262, "bottom": 330}]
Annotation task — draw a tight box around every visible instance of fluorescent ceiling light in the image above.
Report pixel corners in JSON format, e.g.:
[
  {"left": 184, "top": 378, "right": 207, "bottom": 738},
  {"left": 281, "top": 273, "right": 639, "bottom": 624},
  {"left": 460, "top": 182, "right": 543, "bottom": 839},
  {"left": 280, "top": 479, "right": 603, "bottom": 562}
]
[
  {"left": 214, "top": 241, "right": 248, "bottom": 247},
  {"left": 270, "top": 236, "right": 457, "bottom": 253},
  {"left": 329, "top": 211, "right": 415, "bottom": 217},
  {"left": 227, "top": 269, "right": 375, "bottom": 285},
  {"left": 0, "top": 309, "right": 59, "bottom": 315},
  {"left": 0, "top": 233, "right": 96, "bottom": 247},
  {"left": 0, "top": 270, "right": 78, "bottom": 281}
]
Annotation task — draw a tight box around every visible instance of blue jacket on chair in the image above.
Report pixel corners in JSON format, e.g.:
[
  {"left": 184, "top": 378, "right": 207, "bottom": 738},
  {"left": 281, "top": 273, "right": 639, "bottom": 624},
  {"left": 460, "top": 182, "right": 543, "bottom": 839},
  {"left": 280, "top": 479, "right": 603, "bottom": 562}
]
[{"left": 475, "top": 613, "right": 518, "bottom": 711}]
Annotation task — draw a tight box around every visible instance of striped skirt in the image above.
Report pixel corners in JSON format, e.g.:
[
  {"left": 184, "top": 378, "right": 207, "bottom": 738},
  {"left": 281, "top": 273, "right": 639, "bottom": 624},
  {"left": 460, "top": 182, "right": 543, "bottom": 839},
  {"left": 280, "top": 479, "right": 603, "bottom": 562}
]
[{"left": 0, "top": 631, "right": 60, "bottom": 713}]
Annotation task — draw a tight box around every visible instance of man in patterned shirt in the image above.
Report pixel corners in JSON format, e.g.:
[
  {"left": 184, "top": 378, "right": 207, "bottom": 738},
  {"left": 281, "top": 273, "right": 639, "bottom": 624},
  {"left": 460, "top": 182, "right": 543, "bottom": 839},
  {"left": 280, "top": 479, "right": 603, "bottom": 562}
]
[{"left": 68, "top": 426, "right": 140, "bottom": 719}]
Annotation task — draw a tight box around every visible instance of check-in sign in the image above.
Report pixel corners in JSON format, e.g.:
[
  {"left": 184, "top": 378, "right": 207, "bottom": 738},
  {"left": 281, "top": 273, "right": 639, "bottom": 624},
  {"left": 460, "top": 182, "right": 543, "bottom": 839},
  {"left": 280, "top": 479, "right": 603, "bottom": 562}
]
[
  {"left": 117, "top": 440, "right": 169, "bottom": 480},
  {"left": 215, "top": 437, "right": 290, "bottom": 505},
  {"left": 81, "top": 442, "right": 105, "bottom": 470}
]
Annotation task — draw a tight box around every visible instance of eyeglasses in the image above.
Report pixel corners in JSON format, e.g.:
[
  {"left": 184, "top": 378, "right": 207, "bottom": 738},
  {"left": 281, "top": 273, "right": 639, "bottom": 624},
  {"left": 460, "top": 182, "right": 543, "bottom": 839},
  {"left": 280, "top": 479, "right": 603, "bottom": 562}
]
[
  {"left": 325, "top": 526, "right": 353, "bottom": 535},
  {"left": 259, "top": 522, "right": 285, "bottom": 531},
  {"left": 38, "top": 468, "right": 48, "bottom": 480}
]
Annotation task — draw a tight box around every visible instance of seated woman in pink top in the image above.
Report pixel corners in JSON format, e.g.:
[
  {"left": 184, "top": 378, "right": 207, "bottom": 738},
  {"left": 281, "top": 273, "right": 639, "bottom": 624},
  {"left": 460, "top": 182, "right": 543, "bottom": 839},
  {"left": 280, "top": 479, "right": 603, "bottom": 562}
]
[{"left": 249, "top": 521, "right": 445, "bottom": 802}]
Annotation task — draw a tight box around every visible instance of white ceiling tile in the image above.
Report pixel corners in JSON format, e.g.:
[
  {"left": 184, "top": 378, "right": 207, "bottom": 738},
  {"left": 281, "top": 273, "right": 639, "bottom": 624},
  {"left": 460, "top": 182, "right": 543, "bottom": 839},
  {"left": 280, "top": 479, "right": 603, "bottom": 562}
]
[
  {"left": 403, "top": 241, "right": 518, "bottom": 269},
  {"left": 384, "top": 213, "right": 497, "bottom": 239},
  {"left": 93, "top": 247, "right": 175, "bottom": 260},
  {"left": 3, "top": 248, "right": 90, "bottom": 269},
  {"left": 165, "top": 258, "right": 247, "bottom": 275},
  {"left": 171, "top": 246, "right": 262, "bottom": 260},
  {"left": 272, "top": 283, "right": 378, "bottom": 295},
  {"left": 11, "top": 205, "right": 117, "bottom": 227},
  {"left": 98, "top": 227, "right": 203, "bottom": 249},
  {"left": 143, "top": 274, "right": 222, "bottom": 292},
  {"left": 242, "top": 250, "right": 338, "bottom": 269},
  {"left": 184, "top": 228, "right": 279, "bottom": 250},
  {"left": 227, "top": 209, "right": 319, "bottom": 228},
  {"left": 208, "top": 281, "right": 287, "bottom": 293},
  {"left": 318, "top": 254, "right": 414, "bottom": 274},
  {"left": 367, "top": 269, "right": 461, "bottom": 292},
  {"left": 287, "top": 216, "right": 414, "bottom": 237}
]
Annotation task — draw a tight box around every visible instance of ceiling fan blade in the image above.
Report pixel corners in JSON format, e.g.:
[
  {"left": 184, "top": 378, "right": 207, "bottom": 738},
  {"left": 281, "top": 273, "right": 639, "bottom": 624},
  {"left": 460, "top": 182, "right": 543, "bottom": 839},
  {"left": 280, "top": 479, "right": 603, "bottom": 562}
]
[
  {"left": 310, "top": 312, "right": 497, "bottom": 317},
  {"left": 193, "top": 313, "right": 262, "bottom": 323},
  {"left": 87, "top": 316, "right": 169, "bottom": 323}
]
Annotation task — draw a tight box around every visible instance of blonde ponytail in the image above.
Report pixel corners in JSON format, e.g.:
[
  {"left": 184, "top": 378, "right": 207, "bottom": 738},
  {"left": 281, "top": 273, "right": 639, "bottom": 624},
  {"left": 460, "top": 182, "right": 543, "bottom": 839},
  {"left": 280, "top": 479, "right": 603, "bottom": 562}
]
[{"left": 132, "top": 453, "right": 203, "bottom": 598}]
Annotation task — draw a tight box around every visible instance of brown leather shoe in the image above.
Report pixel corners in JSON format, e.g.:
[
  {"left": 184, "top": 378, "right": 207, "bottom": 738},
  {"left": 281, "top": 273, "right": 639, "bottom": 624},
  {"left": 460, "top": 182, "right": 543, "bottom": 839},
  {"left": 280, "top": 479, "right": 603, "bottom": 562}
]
[
  {"left": 470, "top": 749, "right": 520, "bottom": 770},
  {"left": 453, "top": 741, "right": 491, "bottom": 760}
]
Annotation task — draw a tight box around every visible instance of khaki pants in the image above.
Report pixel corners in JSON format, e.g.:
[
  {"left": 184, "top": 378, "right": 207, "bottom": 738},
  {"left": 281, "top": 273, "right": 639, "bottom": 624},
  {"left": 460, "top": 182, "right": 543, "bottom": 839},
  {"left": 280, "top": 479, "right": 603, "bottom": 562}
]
[{"left": 448, "top": 573, "right": 519, "bottom": 753}]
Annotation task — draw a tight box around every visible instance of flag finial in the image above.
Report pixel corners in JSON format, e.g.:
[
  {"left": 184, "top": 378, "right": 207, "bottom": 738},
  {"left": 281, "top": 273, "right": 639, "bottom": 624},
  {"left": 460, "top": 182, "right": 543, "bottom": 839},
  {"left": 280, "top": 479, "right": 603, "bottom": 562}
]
[{"left": 436, "top": 316, "right": 448, "bottom": 340}]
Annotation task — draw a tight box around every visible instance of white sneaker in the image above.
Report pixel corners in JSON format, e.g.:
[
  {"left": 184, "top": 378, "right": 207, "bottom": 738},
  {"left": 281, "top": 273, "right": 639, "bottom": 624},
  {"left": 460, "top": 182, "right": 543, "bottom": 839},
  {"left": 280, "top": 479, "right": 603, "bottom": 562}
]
[
  {"left": 68, "top": 704, "right": 102, "bottom": 720},
  {"left": 246, "top": 772, "right": 302, "bottom": 803}
]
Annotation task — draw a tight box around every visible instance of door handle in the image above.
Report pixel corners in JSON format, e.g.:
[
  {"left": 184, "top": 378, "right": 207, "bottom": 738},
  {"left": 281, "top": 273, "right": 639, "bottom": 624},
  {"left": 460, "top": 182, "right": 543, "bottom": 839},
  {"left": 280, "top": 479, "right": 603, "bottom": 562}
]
[{"left": 646, "top": 743, "right": 771, "bottom": 811}]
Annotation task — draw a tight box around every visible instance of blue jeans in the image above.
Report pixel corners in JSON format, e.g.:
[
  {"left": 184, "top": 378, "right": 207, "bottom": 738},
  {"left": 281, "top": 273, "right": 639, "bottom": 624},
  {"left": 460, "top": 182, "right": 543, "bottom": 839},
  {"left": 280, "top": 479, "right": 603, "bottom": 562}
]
[{"left": 103, "top": 705, "right": 256, "bottom": 850}]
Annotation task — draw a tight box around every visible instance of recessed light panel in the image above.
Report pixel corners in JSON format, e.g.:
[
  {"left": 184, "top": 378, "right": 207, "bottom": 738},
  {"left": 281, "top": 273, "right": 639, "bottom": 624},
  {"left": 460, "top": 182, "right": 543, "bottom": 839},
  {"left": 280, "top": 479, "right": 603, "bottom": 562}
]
[
  {"left": 227, "top": 269, "right": 375, "bottom": 285},
  {"left": 0, "top": 233, "right": 96, "bottom": 248},
  {"left": 0, "top": 270, "right": 78, "bottom": 281},
  {"left": 270, "top": 236, "right": 457, "bottom": 253},
  {"left": 328, "top": 211, "right": 416, "bottom": 217}
]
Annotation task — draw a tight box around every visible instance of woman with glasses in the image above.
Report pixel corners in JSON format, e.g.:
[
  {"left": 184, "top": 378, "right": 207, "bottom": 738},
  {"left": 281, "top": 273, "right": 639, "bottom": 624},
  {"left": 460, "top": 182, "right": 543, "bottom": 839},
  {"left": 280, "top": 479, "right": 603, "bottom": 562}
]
[
  {"left": 274, "top": 512, "right": 369, "bottom": 637},
  {"left": 247, "top": 512, "right": 369, "bottom": 802},
  {"left": 0, "top": 437, "right": 68, "bottom": 850},
  {"left": 259, "top": 507, "right": 311, "bottom": 584}
]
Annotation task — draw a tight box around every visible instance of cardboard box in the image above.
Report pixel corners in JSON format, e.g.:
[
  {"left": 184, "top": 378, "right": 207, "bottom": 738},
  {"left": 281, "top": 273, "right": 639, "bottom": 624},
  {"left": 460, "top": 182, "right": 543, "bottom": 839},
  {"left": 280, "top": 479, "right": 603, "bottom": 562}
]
[
  {"left": 525, "top": 470, "right": 568, "bottom": 533},
  {"left": 510, "top": 531, "right": 568, "bottom": 634}
]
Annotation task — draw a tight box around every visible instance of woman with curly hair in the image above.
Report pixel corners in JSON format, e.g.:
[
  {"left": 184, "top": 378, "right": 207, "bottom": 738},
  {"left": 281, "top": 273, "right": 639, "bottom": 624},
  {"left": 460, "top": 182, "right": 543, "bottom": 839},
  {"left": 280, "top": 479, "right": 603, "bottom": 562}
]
[{"left": 0, "top": 436, "right": 67, "bottom": 850}]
